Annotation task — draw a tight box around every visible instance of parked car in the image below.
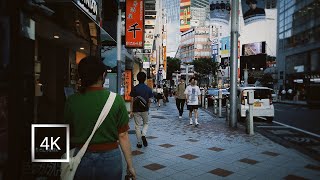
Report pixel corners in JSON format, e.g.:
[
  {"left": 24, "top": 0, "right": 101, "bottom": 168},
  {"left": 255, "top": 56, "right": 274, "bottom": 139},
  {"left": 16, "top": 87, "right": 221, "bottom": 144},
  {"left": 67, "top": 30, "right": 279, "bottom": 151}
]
[
  {"left": 237, "top": 87, "right": 274, "bottom": 122},
  {"left": 206, "top": 88, "right": 230, "bottom": 106}
]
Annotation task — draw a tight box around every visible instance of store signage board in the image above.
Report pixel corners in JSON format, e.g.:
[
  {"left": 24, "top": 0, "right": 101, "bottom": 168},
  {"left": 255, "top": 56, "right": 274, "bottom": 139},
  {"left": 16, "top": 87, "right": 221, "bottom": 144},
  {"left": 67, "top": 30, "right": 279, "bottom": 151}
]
[
  {"left": 126, "top": 0, "right": 144, "bottom": 48},
  {"left": 124, "top": 70, "right": 132, "bottom": 101},
  {"left": 144, "top": 28, "right": 154, "bottom": 50},
  {"left": 75, "top": 0, "right": 98, "bottom": 21}
]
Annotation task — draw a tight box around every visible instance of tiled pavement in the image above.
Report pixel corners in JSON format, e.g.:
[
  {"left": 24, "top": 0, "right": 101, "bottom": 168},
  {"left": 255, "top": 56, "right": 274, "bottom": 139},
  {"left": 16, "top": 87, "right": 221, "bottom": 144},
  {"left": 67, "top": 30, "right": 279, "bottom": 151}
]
[{"left": 124, "top": 97, "right": 320, "bottom": 180}]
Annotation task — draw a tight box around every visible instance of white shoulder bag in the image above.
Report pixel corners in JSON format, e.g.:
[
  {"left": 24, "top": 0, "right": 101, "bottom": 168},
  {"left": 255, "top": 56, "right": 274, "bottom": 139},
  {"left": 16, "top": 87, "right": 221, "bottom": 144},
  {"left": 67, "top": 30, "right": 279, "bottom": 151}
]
[{"left": 60, "top": 92, "right": 117, "bottom": 180}]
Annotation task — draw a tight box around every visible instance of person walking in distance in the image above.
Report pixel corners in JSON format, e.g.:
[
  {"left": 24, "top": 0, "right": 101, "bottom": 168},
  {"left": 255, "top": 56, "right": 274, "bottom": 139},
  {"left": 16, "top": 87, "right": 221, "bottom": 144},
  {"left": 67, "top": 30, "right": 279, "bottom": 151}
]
[
  {"left": 130, "top": 72, "right": 153, "bottom": 148},
  {"left": 185, "top": 77, "right": 201, "bottom": 127},
  {"left": 156, "top": 85, "right": 164, "bottom": 107},
  {"left": 175, "top": 77, "right": 186, "bottom": 119}
]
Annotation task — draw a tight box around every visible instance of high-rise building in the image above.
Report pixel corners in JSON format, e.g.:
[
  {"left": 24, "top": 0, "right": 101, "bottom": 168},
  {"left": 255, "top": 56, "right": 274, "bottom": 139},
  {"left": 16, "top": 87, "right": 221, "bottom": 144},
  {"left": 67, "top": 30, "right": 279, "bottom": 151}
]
[
  {"left": 163, "top": 0, "right": 180, "bottom": 57},
  {"left": 277, "top": 0, "right": 320, "bottom": 100}
]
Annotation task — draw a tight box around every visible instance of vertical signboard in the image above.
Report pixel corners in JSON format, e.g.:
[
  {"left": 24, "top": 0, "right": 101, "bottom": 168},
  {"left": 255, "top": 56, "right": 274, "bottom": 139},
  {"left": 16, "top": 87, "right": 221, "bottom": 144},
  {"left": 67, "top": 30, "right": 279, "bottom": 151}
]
[
  {"left": 180, "top": 0, "right": 191, "bottom": 32},
  {"left": 220, "top": 36, "right": 230, "bottom": 56},
  {"left": 242, "top": 0, "right": 266, "bottom": 25},
  {"left": 124, "top": 70, "right": 132, "bottom": 101},
  {"left": 163, "top": 46, "right": 167, "bottom": 72},
  {"left": 126, "top": 0, "right": 144, "bottom": 48},
  {"left": 209, "top": 0, "right": 231, "bottom": 25},
  {"left": 150, "top": 50, "right": 157, "bottom": 65},
  {"left": 144, "top": 29, "right": 154, "bottom": 50},
  {"left": 212, "top": 43, "right": 219, "bottom": 61}
]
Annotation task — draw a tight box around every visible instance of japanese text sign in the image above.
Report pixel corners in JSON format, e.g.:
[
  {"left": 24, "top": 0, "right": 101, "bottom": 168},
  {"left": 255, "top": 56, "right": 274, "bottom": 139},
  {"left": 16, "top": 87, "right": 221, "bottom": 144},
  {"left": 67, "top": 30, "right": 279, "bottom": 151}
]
[
  {"left": 124, "top": 70, "right": 132, "bottom": 101},
  {"left": 126, "top": 0, "right": 144, "bottom": 48}
]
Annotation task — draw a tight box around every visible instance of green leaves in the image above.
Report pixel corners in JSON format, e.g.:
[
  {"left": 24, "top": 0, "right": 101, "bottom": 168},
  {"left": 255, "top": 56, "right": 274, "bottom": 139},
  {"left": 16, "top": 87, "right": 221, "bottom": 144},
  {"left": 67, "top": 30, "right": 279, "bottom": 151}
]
[
  {"left": 166, "top": 57, "right": 181, "bottom": 80},
  {"left": 192, "top": 58, "right": 219, "bottom": 77}
]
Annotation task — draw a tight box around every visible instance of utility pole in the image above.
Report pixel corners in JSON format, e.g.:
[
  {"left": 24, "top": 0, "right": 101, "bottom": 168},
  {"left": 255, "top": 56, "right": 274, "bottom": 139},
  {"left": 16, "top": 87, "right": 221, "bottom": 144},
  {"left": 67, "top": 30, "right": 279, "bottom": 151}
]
[
  {"left": 117, "top": 3, "right": 122, "bottom": 94},
  {"left": 229, "top": 0, "right": 239, "bottom": 128}
]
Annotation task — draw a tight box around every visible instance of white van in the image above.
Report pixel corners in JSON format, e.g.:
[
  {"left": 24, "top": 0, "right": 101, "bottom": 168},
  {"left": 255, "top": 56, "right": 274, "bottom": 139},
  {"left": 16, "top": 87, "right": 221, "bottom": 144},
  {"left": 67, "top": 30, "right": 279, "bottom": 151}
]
[{"left": 237, "top": 87, "right": 274, "bottom": 122}]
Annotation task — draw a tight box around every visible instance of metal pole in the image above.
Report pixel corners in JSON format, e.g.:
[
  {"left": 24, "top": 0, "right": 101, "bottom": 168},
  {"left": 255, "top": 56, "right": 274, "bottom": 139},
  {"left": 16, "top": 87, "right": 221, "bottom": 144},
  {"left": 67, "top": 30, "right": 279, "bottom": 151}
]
[
  {"left": 218, "top": 89, "right": 222, "bottom": 117},
  {"left": 117, "top": 6, "right": 122, "bottom": 94},
  {"left": 229, "top": 0, "right": 239, "bottom": 128},
  {"left": 186, "top": 64, "right": 189, "bottom": 85}
]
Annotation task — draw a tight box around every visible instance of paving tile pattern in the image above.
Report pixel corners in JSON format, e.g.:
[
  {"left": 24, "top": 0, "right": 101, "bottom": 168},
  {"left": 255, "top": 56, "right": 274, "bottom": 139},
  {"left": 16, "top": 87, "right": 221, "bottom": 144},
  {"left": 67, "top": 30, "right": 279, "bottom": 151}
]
[
  {"left": 123, "top": 98, "right": 320, "bottom": 180},
  {"left": 208, "top": 168, "right": 234, "bottom": 177}
]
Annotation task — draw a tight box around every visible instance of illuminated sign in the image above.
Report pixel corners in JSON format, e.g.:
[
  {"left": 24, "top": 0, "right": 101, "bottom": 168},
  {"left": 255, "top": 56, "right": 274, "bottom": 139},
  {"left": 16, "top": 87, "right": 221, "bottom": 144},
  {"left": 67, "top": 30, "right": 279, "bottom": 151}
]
[{"left": 75, "top": 0, "right": 98, "bottom": 21}]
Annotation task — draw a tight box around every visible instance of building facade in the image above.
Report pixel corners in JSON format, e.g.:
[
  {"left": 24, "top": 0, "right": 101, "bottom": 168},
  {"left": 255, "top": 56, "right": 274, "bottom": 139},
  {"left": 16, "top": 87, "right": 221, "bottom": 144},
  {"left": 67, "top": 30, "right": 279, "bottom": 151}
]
[
  {"left": 179, "top": 27, "right": 212, "bottom": 63},
  {"left": 277, "top": 0, "right": 320, "bottom": 99}
]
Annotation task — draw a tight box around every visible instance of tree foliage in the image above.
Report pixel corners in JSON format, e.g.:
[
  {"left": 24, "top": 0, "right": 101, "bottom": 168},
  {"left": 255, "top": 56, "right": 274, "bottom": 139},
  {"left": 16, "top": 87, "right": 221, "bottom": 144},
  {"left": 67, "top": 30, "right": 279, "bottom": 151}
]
[
  {"left": 166, "top": 57, "right": 181, "bottom": 80},
  {"left": 192, "top": 58, "right": 219, "bottom": 77}
]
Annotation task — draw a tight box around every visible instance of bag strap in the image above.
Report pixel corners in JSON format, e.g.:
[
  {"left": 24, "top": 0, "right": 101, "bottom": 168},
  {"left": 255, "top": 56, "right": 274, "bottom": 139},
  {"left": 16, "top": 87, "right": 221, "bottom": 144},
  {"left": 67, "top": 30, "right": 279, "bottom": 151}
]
[{"left": 74, "top": 92, "right": 117, "bottom": 160}]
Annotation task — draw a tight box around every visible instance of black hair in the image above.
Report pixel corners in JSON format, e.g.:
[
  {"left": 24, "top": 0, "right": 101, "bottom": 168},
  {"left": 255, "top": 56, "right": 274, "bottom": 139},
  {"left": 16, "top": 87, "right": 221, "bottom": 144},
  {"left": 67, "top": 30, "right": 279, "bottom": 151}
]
[
  {"left": 137, "top": 72, "right": 146, "bottom": 83},
  {"left": 246, "top": 0, "right": 257, "bottom": 5},
  {"left": 78, "top": 56, "right": 106, "bottom": 93},
  {"left": 189, "top": 77, "right": 196, "bottom": 82},
  {"left": 181, "top": 77, "right": 186, "bottom": 80}
]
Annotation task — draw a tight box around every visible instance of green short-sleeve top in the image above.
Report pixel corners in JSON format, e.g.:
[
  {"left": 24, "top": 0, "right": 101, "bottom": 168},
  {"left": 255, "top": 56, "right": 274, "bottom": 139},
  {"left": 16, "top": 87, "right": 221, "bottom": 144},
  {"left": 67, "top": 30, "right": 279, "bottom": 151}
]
[{"left": 64, "top": 88, "right": 129, "bottom": 144}]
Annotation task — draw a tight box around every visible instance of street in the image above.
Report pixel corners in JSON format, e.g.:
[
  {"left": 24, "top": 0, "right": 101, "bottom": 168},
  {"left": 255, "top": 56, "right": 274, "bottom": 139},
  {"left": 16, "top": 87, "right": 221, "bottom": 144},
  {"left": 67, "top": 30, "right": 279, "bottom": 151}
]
[
  {"left": 273, "top": 103, "right": 320, "bottom": 135},
  {"left": 204, "top": 101, "right": 320, "bottom": 161}
]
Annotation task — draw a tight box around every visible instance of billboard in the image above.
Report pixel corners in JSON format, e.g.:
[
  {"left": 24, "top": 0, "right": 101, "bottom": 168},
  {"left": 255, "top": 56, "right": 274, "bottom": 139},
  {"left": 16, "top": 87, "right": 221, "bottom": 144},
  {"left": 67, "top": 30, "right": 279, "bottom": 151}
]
[
  {"left": 209, "top": 0, "right": 231, "bottom": 25},
  {"left": 242, "top": 0, "right": 266, "bottom": 25},
  {"left": 242, "top": 42, "right": 266, "bottom": 56},
  {"left": 180, "top": 0, "right": 191, "bottom": 32},
  {"left": 125, "top": 0, "right": 144, "bottom": 48}
]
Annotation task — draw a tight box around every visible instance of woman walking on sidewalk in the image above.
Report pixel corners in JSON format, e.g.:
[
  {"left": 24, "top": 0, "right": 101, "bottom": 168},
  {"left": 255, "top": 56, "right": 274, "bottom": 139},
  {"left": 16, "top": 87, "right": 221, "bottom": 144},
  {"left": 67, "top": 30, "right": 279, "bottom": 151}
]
[{"left": 64, "top": 56, "right": 136, "bottom": 180}]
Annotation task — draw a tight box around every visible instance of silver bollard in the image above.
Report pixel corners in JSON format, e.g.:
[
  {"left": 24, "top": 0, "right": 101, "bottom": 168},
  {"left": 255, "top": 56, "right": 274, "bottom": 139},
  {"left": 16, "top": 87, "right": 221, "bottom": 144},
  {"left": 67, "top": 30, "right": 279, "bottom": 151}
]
[
  {"left": 205, "top": 98, "right": 208, "bottom": 109},
  {"left": 218, "top": 89, "right": 222, "bottom": 118},
  {"left": 214, "top": 99, "right": 217, "bottom": 114},
  {"left": 246, "top": 90, "right": 254, "bottom": 135},
  {"left": 226, "top": 103, "right": 230, "bottom": 124}
]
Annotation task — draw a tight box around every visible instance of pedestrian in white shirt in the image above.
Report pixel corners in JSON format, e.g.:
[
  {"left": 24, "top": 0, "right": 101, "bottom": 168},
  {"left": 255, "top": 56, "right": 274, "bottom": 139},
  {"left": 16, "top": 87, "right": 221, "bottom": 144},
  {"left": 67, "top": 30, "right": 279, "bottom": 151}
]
[{"left": 184, "top": 77, "right": 201, "bottom": 127}]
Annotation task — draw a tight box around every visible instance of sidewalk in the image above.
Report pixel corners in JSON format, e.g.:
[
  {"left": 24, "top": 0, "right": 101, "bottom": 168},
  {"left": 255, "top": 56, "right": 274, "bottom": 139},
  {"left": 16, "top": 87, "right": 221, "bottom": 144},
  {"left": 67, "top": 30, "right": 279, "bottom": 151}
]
[{"left": 126, "top": 97, "right": 320, "bottom": 180}]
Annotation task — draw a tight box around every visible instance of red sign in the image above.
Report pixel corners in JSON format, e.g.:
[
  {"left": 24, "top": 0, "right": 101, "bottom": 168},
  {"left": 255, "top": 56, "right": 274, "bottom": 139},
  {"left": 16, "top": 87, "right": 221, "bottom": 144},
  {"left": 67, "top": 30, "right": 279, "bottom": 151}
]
[
  {"left": 126, "top": 0, "right": 144, "bottom": 48},
  {"left": 124, "top": 70, "right": 132, "bottom": 101}
]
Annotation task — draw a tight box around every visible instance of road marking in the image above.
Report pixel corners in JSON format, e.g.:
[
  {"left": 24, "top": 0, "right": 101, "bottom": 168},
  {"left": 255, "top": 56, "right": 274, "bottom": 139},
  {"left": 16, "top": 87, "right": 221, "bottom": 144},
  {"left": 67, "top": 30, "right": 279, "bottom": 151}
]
[
  {"left": 257, "top": 126, "right": 288, "bottom": 128},
  {"left": 275, "top": 109, "right": 285, "bottom": 112},
  {"left": 273, "top": 121, "right": 320, "bottom": 138}
]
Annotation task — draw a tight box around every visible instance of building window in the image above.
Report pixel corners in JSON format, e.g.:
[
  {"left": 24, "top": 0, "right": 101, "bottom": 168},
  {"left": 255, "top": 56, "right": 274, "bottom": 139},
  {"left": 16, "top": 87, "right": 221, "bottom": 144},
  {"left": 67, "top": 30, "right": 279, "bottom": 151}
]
[{"left": 280, "top": 71, "right": 284, "bottom": 79}]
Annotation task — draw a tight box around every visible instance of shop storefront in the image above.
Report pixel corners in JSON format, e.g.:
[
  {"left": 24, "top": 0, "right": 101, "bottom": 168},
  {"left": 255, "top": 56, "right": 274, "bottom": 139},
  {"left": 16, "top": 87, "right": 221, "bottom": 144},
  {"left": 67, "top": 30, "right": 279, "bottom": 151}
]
[{"left": 1, "top": 0, "right": 116, "bottom": 178}]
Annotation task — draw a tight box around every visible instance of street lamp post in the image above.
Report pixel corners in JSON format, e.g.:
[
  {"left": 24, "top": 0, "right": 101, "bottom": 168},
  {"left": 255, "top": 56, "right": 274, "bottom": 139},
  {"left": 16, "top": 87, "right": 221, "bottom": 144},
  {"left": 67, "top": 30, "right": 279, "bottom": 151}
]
[{"left": 229, "top": 0, "right": 239, "bottom": 128}]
